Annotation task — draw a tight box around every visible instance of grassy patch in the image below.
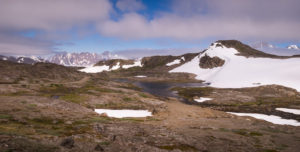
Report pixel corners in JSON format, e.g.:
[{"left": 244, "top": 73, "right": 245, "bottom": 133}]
[
  {"left": 0, "top": 91, "right": 31, "bottom": 96},
  {"left": 157, "top": 144, "right": 197, "bottom": 151},
  {"left": 122, "top": 97, "right": 133, "bottom": 102},
  {"left": 119, "top": 118, "right": 145, "bottom": 122},
  {"left": 232, "top": 129, "right": 263, "bottom": 137},
  {"left": 261, "top": 149, "right": 279, "bottom": 152},
  {"left": 60, "top": 94, "right": 87, "bottom": 104},
  {"left": 172, "top": 87, "right": 214, "bottom": 100},
  {"left": 139, "top": 93, "right": 149, "bottom": 98},
  {"left": 0, "top": 114, "right": 12, "bottom": 119},
  {"left": 95, "top": 103, "right": 145, "bottom": 110}
]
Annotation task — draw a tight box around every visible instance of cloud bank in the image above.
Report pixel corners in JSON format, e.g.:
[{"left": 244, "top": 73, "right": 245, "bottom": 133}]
[
  {"left": 98, "top": 0, "right": 300, "bottom": 41},
  {"left": 0, "top": 0, "right": 300, "bottom": 55}
]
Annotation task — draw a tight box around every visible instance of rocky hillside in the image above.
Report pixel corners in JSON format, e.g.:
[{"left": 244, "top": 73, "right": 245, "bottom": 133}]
[
  {"left": 171, "top": 40, "right": 300, "bottom": 91},
  {"left": 0, "top": 60, "right": 85, "bottom": 84}
]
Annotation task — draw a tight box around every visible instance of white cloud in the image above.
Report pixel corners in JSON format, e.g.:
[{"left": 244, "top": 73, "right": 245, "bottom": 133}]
[
  {"left": 116, "top": 0, "right": 145, "bottom": 12},
  {"left": 98, "top": 0, "right": 300, "bottom": 41},
  {"left": 0, "top": 0, "right": 112, "bottom": 31}
]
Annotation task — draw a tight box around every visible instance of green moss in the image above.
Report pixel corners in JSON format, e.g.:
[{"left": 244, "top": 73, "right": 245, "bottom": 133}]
[
  {"left": 172, "top": 87, "right": 213, "bottom": 100},
  {"left": 139, "top": 93, "right": 149, "bottom": 98},
  {"left": 60, "top": 94, "right": 87, "bottom": 104},
  {"left": 95, "top": 103, "right": 144, "bottom": 110},
  {"left": 0, "top": 91, "right": 31, "bottom": 96},
  {"left": 119, "top": 118, "right": 145, "bottom": 122},
  {"left": 158, "top": 144, "right": 197, "bottom": 151},
  {"left": 0, "top": 114, "right": 12, "bottom": 119},
  {"left": 232, "top": 129, "right": 263, "bottom": 137},
  {"left": 122, "top": 97, "right": 133, "bottom": 102},
  {"left": 261, "top": 149, "right": 279, "bottom": 152},
  {"left": 250, "top": 131, "right": 263, "bottom": 136},
  {"left": 100, "top": 141, "right": 110, "bottom": 145}
]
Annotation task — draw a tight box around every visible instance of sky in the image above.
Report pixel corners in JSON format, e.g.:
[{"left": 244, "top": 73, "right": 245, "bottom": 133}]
[{"left": 0, "top": 0, "right": 300, "bottom": 56}]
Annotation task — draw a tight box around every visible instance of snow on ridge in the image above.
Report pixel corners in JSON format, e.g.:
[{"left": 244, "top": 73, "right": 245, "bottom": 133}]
[
  {"left": 79, "top": 59, "right": 143, "bottom": 73},
  {"left": 170, "top": 42, "right": 300, "bottom": 92},
  {"left": 288, "top": 45, "right": 299, "bottom": 50},
  {"left": 95, "top": 109, "right": 152, "bottom": 118},
  {"left": 122, "top": 60, "right": 142, "bottom": 69},
  {"left": 194, "top": 97, "right": 212, "bottom": 103},
  {"left": 134, "top": 75, "right": 147, "bottom": 78},
  {"left": 166, "top": 56, "right": 186, "bottom": 66},
  {"left": 111, "top": 62, "right": 120, "bottom": 70},
  {"left": 166, "top": 59, "right": 181, "bottom": 66},
  {"left": 79, "top": 65, "right": 110, "bottom": 73},
  {"left": 276, "top": 108, "right": 300, "bottom": 115},
  {"left": 228, "top": 112, "right": 300, "bottom": 126}
]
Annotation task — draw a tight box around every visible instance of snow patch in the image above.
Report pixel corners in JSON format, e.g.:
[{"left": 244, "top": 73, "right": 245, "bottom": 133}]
[
  {"left": 276, "top": 108, "right": 300, "bottom": 115},
  {"left": 194, "top": 97, "right": 212, "bottom": 103},
  {"left": 170, "top": 43, "right": 300, "bottom": 92},
  {"left": 228, "top": 112, "right": 300, "bottom": 126},
  {"left": 111, "top": 62, "right": 120, "bottom": 70},
  {"left": 123, "top": 60, "right": 142, "bottom": 69},
  {"left": 166, "top": 59, "right": 181, "bottom": 66},
  {"left": 95, "top": 109, "right": 152, "bottom": 118},
  {"left": 79, "top": 65, "right": 110, "bottom": 73},
  {"left": 134, "top": 75, "right": 147, "bottom": 78},
  {"left": 181, "top": 56, "right": 185, "bottom": 61}
]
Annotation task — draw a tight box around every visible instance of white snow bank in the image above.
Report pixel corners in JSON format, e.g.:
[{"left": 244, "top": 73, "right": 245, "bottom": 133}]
[
  {"left": 228, "top": 112, "right": 300, "bottom": 126},
  {"left": 79, "top": 65, "right": 110, "bottom": 73},
  {"left": 80, "top": 59, "right": 142, "bottom": 73},
  {"left": 122, "top": 60, "right": 142, "bottom": 69},
  {"left": 166, "top": 59, "right": 181, "bottom": 66},
  {"left": 181, "top": 56, "right": 185, "bottom": 61},
  {"left": 194, "top": 97, "right": 212, "bottom": 103},
  {"left": 111, "top": 62, "right": 120, "bottom": 70},
  {"left": 170, "top": 43, "right": 300, "bottom": 92},
  {"left": 95, "top": 109, "right": 152, "bottom": 118},
  {"left": 276, "top": 108, "right": 300, "bottom": 115},
  {"left": 134, "top": 75, "right": 147, "bottom": 78}
]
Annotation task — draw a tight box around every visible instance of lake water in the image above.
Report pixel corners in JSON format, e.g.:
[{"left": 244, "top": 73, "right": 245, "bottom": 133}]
[{"left": 115, "top": 78, "right": 206, "bottom": 104}]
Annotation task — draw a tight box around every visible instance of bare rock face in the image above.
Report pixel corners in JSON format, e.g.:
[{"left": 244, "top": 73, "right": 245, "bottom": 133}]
[{"left": 199, "top": 54, "right": 225, "bottom": 69}]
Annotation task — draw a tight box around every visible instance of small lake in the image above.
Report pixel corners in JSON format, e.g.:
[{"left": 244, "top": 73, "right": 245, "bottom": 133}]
[{"left": 115, "top": 78, "right": 206, "bottom": 104}]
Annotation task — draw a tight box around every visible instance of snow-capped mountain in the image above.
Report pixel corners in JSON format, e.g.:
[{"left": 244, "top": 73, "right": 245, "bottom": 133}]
[
  {"left": 47, "top": 51, "right": 122, "bottom": 67},
  {"left": 0, "top": 55, "right": 45, "bottom": 64},
  {"left": 287, "top": 45, "right": 299, "bottom": 50},
  {"left": 170, "top": 40, "right": 300, "bottom": 91}
]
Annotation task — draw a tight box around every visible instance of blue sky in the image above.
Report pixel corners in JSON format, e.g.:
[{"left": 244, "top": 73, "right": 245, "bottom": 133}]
[{"left": 0, "top": 0, "right": 299, "bottom": 56}]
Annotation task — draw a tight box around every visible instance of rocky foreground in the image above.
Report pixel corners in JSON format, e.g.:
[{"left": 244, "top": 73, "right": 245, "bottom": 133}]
[{"left": 0, "top": 59, "right": 299, "bottom": 152}]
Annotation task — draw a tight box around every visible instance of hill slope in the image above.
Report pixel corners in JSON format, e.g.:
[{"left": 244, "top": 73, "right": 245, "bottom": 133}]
[{"left": 170, "top": 40, "right": 300, "bottom": 91}]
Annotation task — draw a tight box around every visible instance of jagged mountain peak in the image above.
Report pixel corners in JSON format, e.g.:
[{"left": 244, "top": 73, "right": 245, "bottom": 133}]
[
  {"left": 47, "top": 51, "right": 123, "bottom": 67},
  {"left": 287, "top": 45, "right": 299, "bottom": 50}
]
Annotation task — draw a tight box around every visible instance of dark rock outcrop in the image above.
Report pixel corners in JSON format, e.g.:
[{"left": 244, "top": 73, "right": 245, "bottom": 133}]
[
  {"left": 199, "top": 54, "right": 225, "bottom": 69},
  {"left": 60, "top": 137, "right": 74, "bottom": 149}
]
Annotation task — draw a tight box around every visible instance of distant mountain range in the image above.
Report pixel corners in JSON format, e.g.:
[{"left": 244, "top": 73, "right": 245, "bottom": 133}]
[
  {"left": 0, "top": 55, "right": 45, "bottom": 64},
  {"left": 0, "top": 51, "right": 122, "bottom": 66},
  {"left": 47, "top": 51, "right": 121, "bottom": 67},
  {"left": 250, "top": 41, "right": 275, "bottom": 50},
  {"left": 249, "top": 41, "right": 300, "bottom": 56},
  {"left": 1, "top": 42, "right": 299, "bottom": 66}
]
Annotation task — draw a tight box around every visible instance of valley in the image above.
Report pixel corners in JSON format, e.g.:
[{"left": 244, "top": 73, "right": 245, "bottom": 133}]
[{"left": 0, "top": 40, "right": 300, "bottom": 152}]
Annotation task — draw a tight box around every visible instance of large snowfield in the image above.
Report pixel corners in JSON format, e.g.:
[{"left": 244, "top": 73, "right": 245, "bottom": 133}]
[
  {"left": 95, "top": 109, "right": 152, "bottom": 118},
  {"left": 170, "top": 43, "right": 300, "bottom": 91}
]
